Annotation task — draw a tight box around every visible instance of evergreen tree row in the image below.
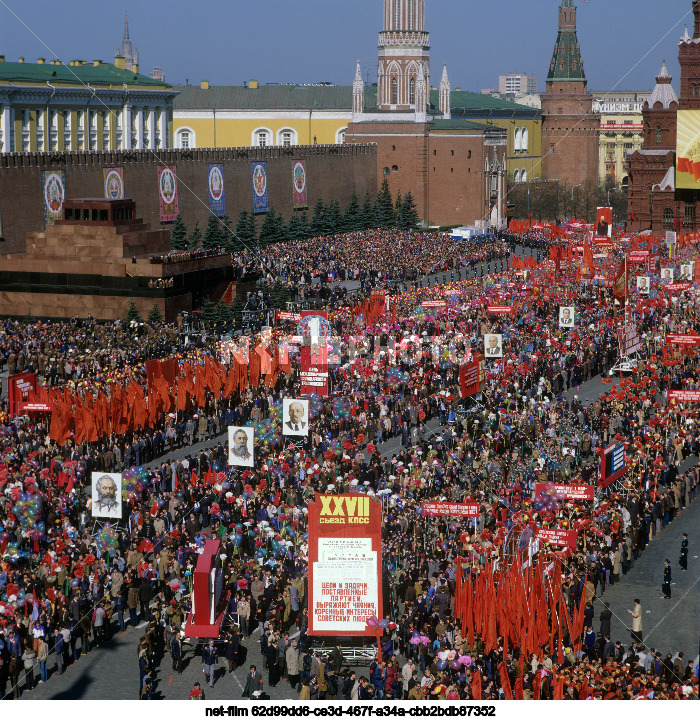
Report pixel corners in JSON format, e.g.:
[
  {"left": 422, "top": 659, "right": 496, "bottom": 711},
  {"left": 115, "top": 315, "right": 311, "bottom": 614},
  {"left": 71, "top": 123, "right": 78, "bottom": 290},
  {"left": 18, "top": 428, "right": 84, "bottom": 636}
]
[{"left": 168, "top": 179, "right": 419, "bottom": 251}]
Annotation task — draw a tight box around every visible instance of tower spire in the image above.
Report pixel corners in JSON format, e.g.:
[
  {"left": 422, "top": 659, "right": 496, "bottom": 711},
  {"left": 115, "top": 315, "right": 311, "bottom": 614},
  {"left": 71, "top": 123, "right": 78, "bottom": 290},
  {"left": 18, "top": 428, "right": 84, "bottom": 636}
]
[
  {"left": 352, "top": 60, "right": 364, "bottom": 121},
  {"left": 439, "top": 63, "right": 451, "bottom": 119},
  {"left": 124, "top": 11, "right": 130, "bottom": 41},
  {"left": 548, "top": 0, "right": 585, "bottom": 81}
]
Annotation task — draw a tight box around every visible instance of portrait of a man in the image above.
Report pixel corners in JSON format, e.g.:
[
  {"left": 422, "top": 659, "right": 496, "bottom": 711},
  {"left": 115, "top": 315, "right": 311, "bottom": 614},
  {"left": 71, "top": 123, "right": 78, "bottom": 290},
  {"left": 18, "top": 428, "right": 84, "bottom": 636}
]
[
  {"left": 92, "top": 473, "right": 122, "bottom": 519},
  {"left": 283, "top": 398, "right": 309, "bottom": 436},
  {"left": 559, "top": 306, "right": 575, "bottom": 327},
  {"left": 637, "top": 276, "right": 650, "bottom": 295},
  {"left": 661, "top": 268, "right": 674, "bottom": 283},
  {"left": 680, "top": 264, "right": 693, "bottom": 281},
  {"left": 228, "top": 426, "right": 254, "bottom": 468},
  {"left": 484, "top": 334, "right": 503, "bottom": 358}
]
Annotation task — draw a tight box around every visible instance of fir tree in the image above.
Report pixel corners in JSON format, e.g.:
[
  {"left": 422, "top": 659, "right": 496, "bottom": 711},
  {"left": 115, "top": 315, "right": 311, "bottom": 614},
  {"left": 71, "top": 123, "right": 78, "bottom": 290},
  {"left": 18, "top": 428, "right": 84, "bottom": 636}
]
[
  {"left": 343, "top": 191, "right": 360, "bottom": 232},
  {"left": 360, "top": 191, "right": 374, "bottom": 229},
  {"left": 310, "top": 197, "right": 326, "bottom": 237},
  {"left": 259, "top": 208, "right": 280, "bottom": 245},
  {"left": 286, "top": 214, "right": 303, "bottom": 241},
  {"left": 324, "top": 199, "right": 341, "bottom": 236},
  {"left": 125, "top": 301, "right": 141, "bottom": 324},
  {"left": 203, "top": 213, "right": 222, "bottom": 250},
  {"left": 187, "top": 221, "right": 202, "bottom": 250},
  {"left": 147, "top": 301, "right": 164, "bottom": 325},
  {"left": 235, "top": 210, "right": 252, "bottom": 245},
  {"left": 374, "top": 178, "right": 395, "bottom": 228},
  {"left": 298, "top": 211, "right": 310, "bottom": 239},
  {"left": 397, "top": 191, "right": 419, "bottom": 230},
  {"left": 394, "top": 191, "right": 403, "bottom": 225},
  {"left": 214, "top": 299, "right": 231, "bottom": 327},
  {"left": 230, "top": 294, "right": 244, "bottom": 330},
  {"left": 200, "top": 297, "right": 215, "bottom": 327},
  {"left": 270, "top": 279, "right": 290, "bottom": 309},
  {"left": 170, "top": 213, "right": 188, "bottom": 250},
  {"left": 218, "top": 214, "right": 235, "bottom": 250}
]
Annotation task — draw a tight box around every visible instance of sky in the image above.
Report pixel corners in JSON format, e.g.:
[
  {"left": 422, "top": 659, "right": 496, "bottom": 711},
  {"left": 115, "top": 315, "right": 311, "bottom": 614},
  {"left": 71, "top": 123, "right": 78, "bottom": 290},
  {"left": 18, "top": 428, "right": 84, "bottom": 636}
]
[{"left": 0, "top": 0, "right": 695, "bottom": 92}]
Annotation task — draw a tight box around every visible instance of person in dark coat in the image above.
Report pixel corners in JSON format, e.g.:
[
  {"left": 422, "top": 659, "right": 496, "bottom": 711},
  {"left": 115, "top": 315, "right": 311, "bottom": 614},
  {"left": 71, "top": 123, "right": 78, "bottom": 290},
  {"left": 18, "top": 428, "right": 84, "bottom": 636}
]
[
  {"left": 599, "top": 602, "right": 612, "bottom": 638},
  {"left": 680, "top": 533, "right": 688, "bottom": 571},
  {"left": 226, "top": 632, "right": 240, "bottom": 673},
  {"left": 267, "top": 641, "right": 280, "bottom": 687},
  {"left": 662, "top": 559, "right": 672, "bottom": 598}
]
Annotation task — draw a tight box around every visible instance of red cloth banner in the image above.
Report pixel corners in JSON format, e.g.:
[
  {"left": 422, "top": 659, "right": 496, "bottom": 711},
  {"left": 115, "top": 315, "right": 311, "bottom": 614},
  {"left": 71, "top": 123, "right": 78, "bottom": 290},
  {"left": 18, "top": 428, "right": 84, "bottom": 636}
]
[
  {"left": 535, "top": 528, "right": 577, "bottom": 548},
  {"left": 487, "top": 306, "right": 513, "bottom": 315},
  {"left": 421, "top": 501, "right": 480, "bottom": 517},
  {"left": 307, "top": 493, "right": 383, "bottom": 637},
  {"left": 276, "top": 310, "right": 302, "bottom": 322},
  {"left": 459, "top": 355, "right": 484, "bottom": 399},
  {"left": 666, "top": 334, "right": 700, "bottom": 345},
  {"left": 421, "top": 300, "right": 447, "bottom": 308},
  {"left": 666, "top": 283, "right": 693, "bottom": 292},
  {"left": 535, "top": 484, "right": 594, "bottom": 501},
  {"left": 668, "top": 390, "right": 700, "bottom": 402}
]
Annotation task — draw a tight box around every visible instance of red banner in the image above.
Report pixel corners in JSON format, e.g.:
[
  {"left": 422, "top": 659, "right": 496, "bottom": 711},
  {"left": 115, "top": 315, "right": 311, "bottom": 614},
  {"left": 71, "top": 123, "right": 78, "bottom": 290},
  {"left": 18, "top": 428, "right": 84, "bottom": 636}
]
[
  {"left": 421, "top": 501, "right": 480, "bottom": 517},
  {"left": 459, "top": 355, "right": 484, "bottom": 399},
  {"left": 668, "top": 390, "right": 700, "bottom": 402},
  {"left": 666, "top": 334, "right": 700, "bottom": 346},
  {"left": 307, "top": 494, "right": 383, "bottom": 637},
  {"left": 18, "top": 402, "right": 53, "bottom": 413},
  {"left": 666, "top": 283, "right": 693, "bottom": 292},
  {"left": 421, "top": 300, "right": 447, "bottom": 308},
  {"left": 535, "top": 528, "right": 577, "bottom": 548},
  {"left": 487, "top": 306, "right": 514, "bottom": 315},
  {"left": 628, "top": 251, "right": 649, "bottom": 262},
  {"left": 535, "top": 484, "right": 594, "bottom": 501},
  {"left": 8, "top": 373, "right": 38, "bottom": 418},
  {"left": 276, "top": 310, "right": 302, "bottom": 322}
]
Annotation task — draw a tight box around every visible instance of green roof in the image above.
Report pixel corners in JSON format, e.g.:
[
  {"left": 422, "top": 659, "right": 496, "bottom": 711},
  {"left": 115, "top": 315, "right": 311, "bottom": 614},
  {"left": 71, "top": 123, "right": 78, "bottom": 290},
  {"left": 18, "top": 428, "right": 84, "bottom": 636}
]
[
  {"left": 0, "top": 60, "right": 170, "bottom": 88},
  {"left": 432, "top": 89, "right": 538, "bottom": 113},
  {"left": 173, "top": 84, "right": 353, "bottom": 110},
  {"left": 431, "top": 118, "right": 497, "bottom": 131}
]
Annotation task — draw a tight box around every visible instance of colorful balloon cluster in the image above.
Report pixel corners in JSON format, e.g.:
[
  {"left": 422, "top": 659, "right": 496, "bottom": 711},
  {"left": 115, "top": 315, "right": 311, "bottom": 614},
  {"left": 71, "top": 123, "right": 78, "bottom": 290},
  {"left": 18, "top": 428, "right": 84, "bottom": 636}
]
[
  {"left": 94, "top": 521, "right": 119, "bottom": 552},
  {"left": 534, "top": 483, "right": 564, "bottom": 513},
  {"left": 10, "top": 492, "right": 44, "bottom": 537},
  {"left": 123, "top": 465, "right": 151, "bottom": 500}
]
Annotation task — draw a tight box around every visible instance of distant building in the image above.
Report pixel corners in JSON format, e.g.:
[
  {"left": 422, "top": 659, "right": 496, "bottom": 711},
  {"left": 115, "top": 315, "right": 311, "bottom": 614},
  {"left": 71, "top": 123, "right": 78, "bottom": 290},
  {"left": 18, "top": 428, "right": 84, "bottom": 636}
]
[
  {"left": 591, "top": 90, "right": 650, "bottom": 187},
  {"left": 499, "top": 73, "right": 537, "bottom": 96},
  {"left": 0, "top": 55, "right": 175, "bottom": 153},
  {"left": 151, "top": 66, "right": 164, "bottom": 82},
  {"left": 116, "top": 12, "right": 139, "bottom": 73}
]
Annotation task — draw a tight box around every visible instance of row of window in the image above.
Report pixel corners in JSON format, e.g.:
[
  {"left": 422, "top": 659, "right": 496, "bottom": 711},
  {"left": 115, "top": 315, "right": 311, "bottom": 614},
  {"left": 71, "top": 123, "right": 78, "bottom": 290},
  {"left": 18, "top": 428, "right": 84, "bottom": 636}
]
[
  {"left": 175, "top": 126, "right": 348, "bottom": 150},
  {"left": 512, "top": 169, "right": 529, "bottom": 183}
]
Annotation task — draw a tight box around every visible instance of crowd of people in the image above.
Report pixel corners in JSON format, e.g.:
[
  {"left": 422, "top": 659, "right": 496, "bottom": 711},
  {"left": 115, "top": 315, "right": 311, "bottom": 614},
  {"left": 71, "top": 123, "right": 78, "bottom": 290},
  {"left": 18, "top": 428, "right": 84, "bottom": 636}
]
[{"left": 0, "top": 227, "right": 698, "bottom": 701}]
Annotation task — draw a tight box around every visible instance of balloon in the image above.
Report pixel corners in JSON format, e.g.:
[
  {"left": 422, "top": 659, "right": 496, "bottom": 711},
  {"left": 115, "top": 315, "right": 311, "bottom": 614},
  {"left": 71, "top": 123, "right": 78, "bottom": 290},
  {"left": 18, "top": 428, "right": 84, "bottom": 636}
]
[
  {"left": 366, "top": 616, "right": 378, "bottom": 627},
  {"left": 436, "top": 659, "right": 448, "bottom": 671},
  {"left": 378, "top": 619, "right": 389, "bottom": 629},
  {"left": 449, "top": 659, "right": 462, "bottom": 670}
]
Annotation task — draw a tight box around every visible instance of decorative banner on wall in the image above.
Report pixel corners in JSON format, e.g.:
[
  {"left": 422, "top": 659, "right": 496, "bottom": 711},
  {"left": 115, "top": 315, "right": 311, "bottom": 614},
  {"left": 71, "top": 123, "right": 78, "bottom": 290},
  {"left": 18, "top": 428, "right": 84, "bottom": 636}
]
[
  {"left": 41, "top": 170, "right": 66, "bottom": 227},
  {"left": 207, "top": 163, "right": 225, "bottom": 216},
  {"left": 251, "top": 161, "right": 269, "bottom": 213},
  {"left": 158, "top": 165, "right": 179, "bottom": 222},
  {"left": 292, "top": 159, "right": 307, "bottom": 208},
  {"left": 103, "top": 168, "right": 124, "bottom": 200},
  {"left": 308, "top": 493, "right": 383, "bottom": 637}
]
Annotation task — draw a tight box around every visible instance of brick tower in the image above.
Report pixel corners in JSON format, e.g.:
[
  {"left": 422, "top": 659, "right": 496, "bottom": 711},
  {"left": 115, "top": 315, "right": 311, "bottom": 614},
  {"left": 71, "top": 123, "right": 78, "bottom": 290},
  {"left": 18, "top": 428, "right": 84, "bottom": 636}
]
[
  {"left": 376, "top": 0, "right": 430, "bottom": 111},
  {"left": 540, "top": 0, "right": 599, "bottom": 188}
]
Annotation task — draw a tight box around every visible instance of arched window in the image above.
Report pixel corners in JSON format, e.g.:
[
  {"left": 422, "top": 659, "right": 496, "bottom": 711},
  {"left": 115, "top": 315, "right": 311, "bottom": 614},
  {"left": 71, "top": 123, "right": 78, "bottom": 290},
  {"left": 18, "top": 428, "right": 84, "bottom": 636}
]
[
  {"left": 521, "top": 168, "right": 527, "bottom": 182},
  {"left": 383, "top": 167, "right": 390, "bottom": 176},
  {"left": 276, "top": 128, "right": 298, "bottom": 147},
  {"left": 391, "top": 78, "right": 398, "bottom": 105},
  {"left": 252, "top": 127, "right": 272, "bottom": 147},
  {"left": 408, "top": 0, "right": 415, "bottom": 29},
  {"left": 336, "top": 127, "right": 347, "bottom": 145},
  {"left": 662, "top": 208, "right": 674, "bottom": 230},
  {"left": 656, "top": 125, "right": 662, "bottom": 145},
  {"left": 514, "top": 127, "right": 521, "bottom": 152},
  {"left": 394, "top": 0, "right": 400, "bottom": 28},
  {"left": 409, "top": 78, "right": 416, "bottom": 105},
  {"left": 175, "top": 127, "right": 196, "bottom": 149},
  {"left": 521, "top": 127, "right": 529, "bottom": 152},
  {"left": 392, "top": 165, "right": 398, "bottom": 173},
  {"left": 513, "top": 169, "right": 520, "bottom": 184}
]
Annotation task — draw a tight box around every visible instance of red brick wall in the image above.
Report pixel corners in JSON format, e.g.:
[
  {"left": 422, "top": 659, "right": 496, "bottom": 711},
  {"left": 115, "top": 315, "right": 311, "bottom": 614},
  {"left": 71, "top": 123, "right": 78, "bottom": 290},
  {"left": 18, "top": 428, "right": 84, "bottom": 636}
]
[
  {"left": 0, "top": 145, "right": 378, "bottom": 253},
  {"left": 346, "top": 121, "right": 487, "bottom": 226}
]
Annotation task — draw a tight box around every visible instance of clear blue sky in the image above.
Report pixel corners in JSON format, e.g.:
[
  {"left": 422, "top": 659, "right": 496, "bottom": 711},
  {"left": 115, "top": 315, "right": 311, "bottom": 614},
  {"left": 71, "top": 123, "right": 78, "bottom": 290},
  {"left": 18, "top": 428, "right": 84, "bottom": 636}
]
[{"left": 0, "top": 0, "right": 694, "bottom": 92}]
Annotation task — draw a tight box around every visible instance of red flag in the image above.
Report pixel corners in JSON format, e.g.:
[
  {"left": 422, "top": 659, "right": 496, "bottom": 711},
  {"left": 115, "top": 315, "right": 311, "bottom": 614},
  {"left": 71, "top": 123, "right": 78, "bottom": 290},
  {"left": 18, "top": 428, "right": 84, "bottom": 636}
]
[
  {"left": 581, "top": 236, "right": 594, "bottom": 280},
  {"left": 613, "top": 258, "right": 628, "bottom": 304},
  {"left": 471, "top": 670, "right": 482, "bottom": 700},
  {"left": 514, "top": 674, "right": 524, "bottom": 700},
  {"left": 498, "top": 661, "right": 512, "bottom": 700}
]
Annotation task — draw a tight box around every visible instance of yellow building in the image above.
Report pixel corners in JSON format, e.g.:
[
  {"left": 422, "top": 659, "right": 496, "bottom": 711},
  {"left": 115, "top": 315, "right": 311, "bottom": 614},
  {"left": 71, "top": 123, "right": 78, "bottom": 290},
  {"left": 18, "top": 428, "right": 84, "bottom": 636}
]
[
  {"left": 172, "top": 81, "right": 351, "bottom": 149},
  {"left": 0, "top": 55, "right": 176, "bottom": 153},
  {"left": 592, "top": 91, "right": 650, "bottom": 187},
  {"left": 172, "top": 82, "right": 543, "bottom": 186}
]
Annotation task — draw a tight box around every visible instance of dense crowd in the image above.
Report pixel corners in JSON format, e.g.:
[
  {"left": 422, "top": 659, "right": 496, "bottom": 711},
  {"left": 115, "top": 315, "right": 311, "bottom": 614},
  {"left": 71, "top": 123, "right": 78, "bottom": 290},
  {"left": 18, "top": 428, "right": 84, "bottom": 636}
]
[{"left": 0, "top": 228, "right": 698, "bottom": 701}]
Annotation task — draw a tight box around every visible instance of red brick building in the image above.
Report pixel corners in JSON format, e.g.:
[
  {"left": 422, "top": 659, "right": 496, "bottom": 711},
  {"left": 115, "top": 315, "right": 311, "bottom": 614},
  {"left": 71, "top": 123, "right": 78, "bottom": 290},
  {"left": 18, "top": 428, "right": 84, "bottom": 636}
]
[
  {"left": 627, "top": 1, "right": 700, "bottom": 233},
  {"left": 540, "top": 0, "right": 599, "bottom": 188},
  {"left": 346, "top": 0, "right": 507, "bottom": 228}
]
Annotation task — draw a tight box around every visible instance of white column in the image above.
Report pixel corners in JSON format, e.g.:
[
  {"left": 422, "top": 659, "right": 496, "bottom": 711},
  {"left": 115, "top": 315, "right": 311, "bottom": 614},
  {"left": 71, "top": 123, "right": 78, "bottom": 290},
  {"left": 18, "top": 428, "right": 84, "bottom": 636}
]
[
  {"left": 1, "top": 105, "right": 10, "bottom": 152},
  {"left": 148, "top": 108, "right": 155, "bottom": 149},
  {"left": 159, "top": 107, "right": 168, "bottom": 148},
  {"left": 123, "top": 104, "right": 132, "bottom": 149},
  {"left": 136, "top": 107, "right": 144, "bottom": 149}
]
